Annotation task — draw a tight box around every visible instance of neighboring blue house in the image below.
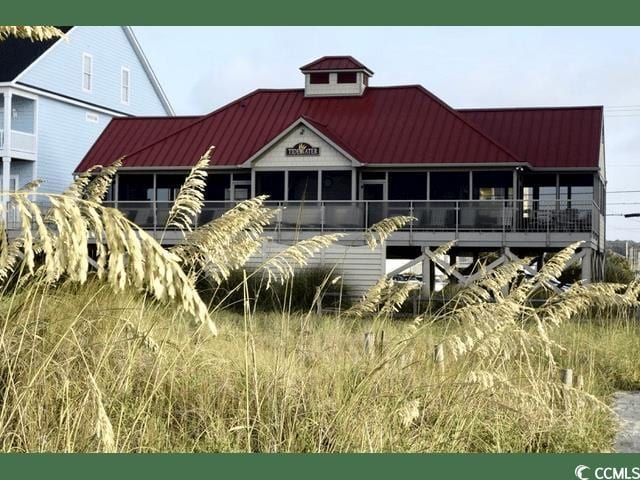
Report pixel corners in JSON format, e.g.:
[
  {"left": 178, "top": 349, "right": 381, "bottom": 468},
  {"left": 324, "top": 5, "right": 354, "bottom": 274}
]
[{"left": 0, "top": 26, "right": 173, "bottom": 195}]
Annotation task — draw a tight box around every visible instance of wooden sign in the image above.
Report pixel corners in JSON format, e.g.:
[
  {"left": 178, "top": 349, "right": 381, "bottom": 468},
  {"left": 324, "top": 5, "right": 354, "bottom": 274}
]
[{"left": 286, "top": 142, "right": 320, "bottom": 156}]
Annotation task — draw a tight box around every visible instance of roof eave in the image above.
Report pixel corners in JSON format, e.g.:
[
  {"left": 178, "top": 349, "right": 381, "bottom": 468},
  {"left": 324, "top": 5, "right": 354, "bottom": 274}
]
[{"left": 122, "top": 26, "right": 175, "bottom": 116}]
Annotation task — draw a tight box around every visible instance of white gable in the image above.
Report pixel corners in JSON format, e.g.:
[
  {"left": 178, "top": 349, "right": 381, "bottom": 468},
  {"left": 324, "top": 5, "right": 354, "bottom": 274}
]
[{"left": 253, "top": 123, "right": 352, "bottom": 169}]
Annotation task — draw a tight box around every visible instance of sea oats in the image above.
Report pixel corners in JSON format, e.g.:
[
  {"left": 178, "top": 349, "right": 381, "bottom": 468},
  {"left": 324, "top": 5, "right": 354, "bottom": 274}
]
[
  {"left": 166, "top": 148, "right": 213, "bottom": 232},
  {"left": 364, "top": 215, "right": 415, "bottom": 249}
]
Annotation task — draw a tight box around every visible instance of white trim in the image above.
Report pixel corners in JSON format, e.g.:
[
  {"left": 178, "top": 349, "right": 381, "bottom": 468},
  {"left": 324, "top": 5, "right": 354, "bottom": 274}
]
[
  {"left": 1, "top": 83, "right": 128, "bottom": 117},
  {"left": 121, "top": 67, "right": 131, "bottom": 105},
  {"left": 242, "top": 117, "right": 362, "bottom": 168},
  {"left": 121, "top": 27, "right": 174, "bottom": 116},
  {"left": 352, "top": 162, "right": 600, "bottom": 172},
  {"left": 6, "top": 88, "right": 38, "bottom": 102},
  {"left": 2, "top": 91, "right": 12, "bottom": 155},
  {"left": 301, "top": 68, "right": 373, "bottom": 75},
  {"left": 82, "top": 53, "right": 93, "bottom": 93},
  {"left": 13, "top": 27, "right": 77, "bottom": 83}
]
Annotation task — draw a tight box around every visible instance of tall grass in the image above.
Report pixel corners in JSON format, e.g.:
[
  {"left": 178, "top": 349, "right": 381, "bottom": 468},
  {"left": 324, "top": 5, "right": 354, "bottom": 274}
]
[{"left": 0, "top": 154, "right": 635, "bottom": 452}]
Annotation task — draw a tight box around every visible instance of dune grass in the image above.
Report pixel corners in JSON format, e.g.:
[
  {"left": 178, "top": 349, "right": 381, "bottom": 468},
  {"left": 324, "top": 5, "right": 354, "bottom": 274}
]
[{"left": 0, "top": 277, "right": 633, "bottom": 453}]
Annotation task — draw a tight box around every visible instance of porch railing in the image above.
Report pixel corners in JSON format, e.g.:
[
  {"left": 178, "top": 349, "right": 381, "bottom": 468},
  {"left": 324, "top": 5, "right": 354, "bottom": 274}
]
[
  {"left": 101, "top": 199, "right": 599, "bottom": 236},
  {"left": 0, "top": 129, "right": 37, "bottom": 154}
]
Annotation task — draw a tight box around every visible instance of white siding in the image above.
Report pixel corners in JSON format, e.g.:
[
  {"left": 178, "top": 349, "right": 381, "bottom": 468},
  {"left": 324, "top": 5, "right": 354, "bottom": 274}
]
[
  {"left": 305, "top": 72, "right": 366, "bottom": 97},
  {"left": 254, "top": 125, "right": 352, "bottom": 169},
  {"left": 245, "top": 240, "right": 385, "bottom": 297}
]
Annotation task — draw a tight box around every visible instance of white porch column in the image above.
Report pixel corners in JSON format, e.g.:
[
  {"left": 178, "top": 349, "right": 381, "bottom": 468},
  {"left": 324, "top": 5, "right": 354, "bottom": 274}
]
[
  {"left": 1, "top": 91, "right": 12, "bottom": 224},
  {"left": 2, "top": 90, "right": 11, "bottom": 153},
  {"left": 2, "top": 157, "right": 11, "bottom": 223},
  {"left": 2, "top": 157, "right": 10, "bottom": 192}
]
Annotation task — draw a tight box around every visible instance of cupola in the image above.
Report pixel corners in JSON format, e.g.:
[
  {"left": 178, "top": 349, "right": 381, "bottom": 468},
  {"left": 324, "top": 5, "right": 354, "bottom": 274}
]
[{"left": 300, "top": 55, "right": 373, "bottom": 97}]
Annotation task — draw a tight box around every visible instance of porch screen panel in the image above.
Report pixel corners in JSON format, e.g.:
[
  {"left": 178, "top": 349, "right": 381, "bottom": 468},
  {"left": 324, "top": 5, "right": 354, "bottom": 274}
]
[
  {"left": 116, "top": 174, "right": 154, "bottom": 228},
  {"left": 255, "top": 172, "right": 285, "bottom": 201},
  {"left": 472, "top": 171, "right": 513, "bottom": 200},
  {"left": 117, "top": 174, "right": 153, "bottom": 201},
  {"left": 288, "top": 171, "right": 318, "bottom": 200},
  {"left": 522, "top": 173, "right": 556, "bottom": 210},
  {"left": 559, "top": 173, "right": 594, "bottom": 208},
  {"left": 156, "top": 174, "right": 187, "bottom": 201},
  {"left": 204, "top": 174, "right": 231, "bottom": 200},
  {"left": 388, "top": 172, "right": 427, "bottom": 200},
  {"left": 322, "top": 171, "right": 352, "bottom": 200},
  {"left": 429, "top": 172, "right": 469, "bottom": 200}
]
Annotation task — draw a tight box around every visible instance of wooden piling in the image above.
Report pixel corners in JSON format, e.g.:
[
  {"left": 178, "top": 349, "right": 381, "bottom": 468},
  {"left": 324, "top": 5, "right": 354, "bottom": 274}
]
[
  {"left": 316, "top": 287, "right": 323, "bottom": 316},
  {"left": 377, "top": 330, "right": 385, "bottom": 356},
  {"left": 560, "top": 368, "right": 573, "bottom": 412},
  {"left": 364, "top": 332, "right": 374, "bottom": 357},
  {"left": 434, "top": 343, "right": 445, "bottom": 374},
  {"left": 560, "top": 368, "right": 573, "bottom": 387}
]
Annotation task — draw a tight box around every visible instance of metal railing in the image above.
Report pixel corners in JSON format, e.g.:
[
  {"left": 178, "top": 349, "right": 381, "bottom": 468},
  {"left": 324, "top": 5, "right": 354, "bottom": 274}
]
[{"left": 100, "top": 199, "right": 599, "bottom": 235}]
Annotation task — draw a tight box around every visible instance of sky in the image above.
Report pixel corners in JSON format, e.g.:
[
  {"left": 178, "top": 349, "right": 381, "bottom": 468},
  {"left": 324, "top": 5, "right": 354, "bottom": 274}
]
[{"left": 133, "top": 26, "right": 640, "bottom": 241}]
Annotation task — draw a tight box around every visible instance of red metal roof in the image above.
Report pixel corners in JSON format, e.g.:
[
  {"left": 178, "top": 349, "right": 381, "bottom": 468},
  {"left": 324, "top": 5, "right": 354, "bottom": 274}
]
[
  {"left": 459, "top": 106, "right": 603, "bottom": 169},
  {"left": 77, "top": 116, "right": 200, "bottom": 169},
  {"left": 77, "top": 85, "right": 531, "bottom": 171},
  {"left": 300, "top": 56, "right": 373, "bottom": 74}
]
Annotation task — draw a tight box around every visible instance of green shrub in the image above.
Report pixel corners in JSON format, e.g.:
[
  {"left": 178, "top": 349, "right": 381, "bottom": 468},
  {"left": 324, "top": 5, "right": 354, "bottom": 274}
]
[
  {"left": 604, "top": 251, "right": 636, "bottom": 284},
  {"left": 198, "top": 266, "right": 351, "bottom": 312}
]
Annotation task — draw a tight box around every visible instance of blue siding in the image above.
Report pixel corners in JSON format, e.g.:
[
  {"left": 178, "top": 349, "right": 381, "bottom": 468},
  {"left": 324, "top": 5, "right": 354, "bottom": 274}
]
[
  {"left": 11, "top": 160, "right": 35, "bottom": 189},
  {"left": 20, "top": 26, "right": 168, "bottom": 116},
  {"left": 36, "top": 97, "right": 113, "bottom": 194}
]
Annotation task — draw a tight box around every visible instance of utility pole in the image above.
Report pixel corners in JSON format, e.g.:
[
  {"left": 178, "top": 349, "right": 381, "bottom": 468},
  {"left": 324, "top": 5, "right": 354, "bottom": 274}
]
[{"left": 622, "top": 214, "right": 640, "bottom": 275}]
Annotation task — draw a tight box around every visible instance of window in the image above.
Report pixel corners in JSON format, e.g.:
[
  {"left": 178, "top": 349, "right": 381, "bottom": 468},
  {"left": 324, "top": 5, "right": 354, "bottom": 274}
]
[
  {"left": 337, "top": 72, "right": 357, "bottom": 84},
  {"left": 309, "top": 72, "right": 330, "bottom": 84},
  {"left": 121, "top": 67, "right": 130, "bottom": 104},
  {"left": 82, "top": 53, "right": 93, "bottom": 92}
]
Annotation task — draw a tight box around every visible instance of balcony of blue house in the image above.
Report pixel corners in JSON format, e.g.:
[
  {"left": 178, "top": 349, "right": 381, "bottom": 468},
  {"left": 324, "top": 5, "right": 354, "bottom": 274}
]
[
  {"left": 0, "top": 90, "right": 38, "bottom": 198},
  {"left": 0, "top": 90, "right": 38, "bottom": 162}
]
